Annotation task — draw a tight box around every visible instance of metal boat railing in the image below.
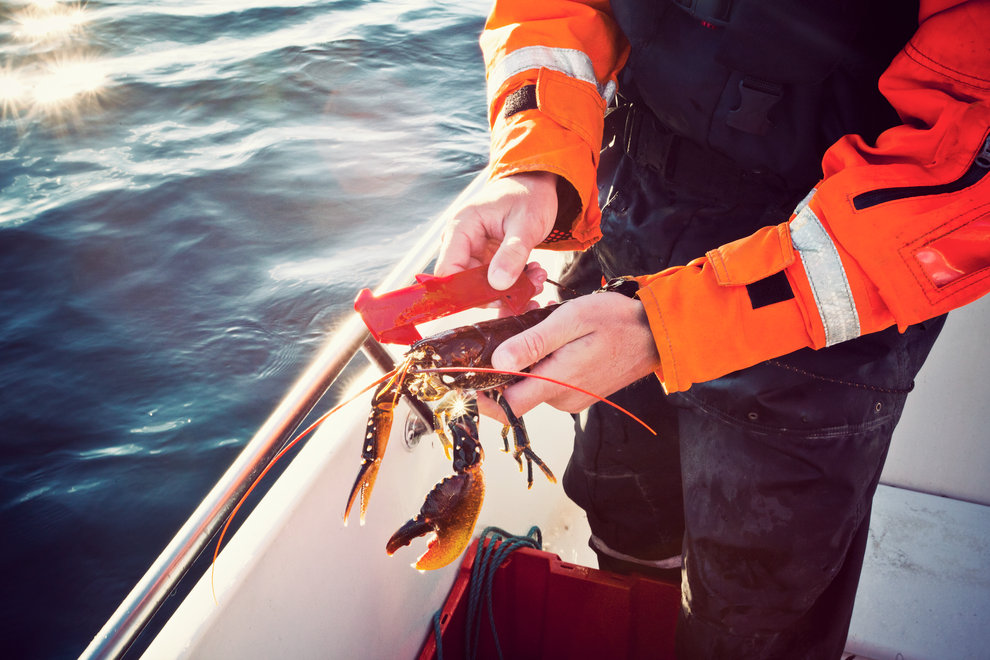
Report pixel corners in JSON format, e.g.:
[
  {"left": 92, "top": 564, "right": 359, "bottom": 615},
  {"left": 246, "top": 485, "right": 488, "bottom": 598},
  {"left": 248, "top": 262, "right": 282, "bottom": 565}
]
[{"left": 80, "top": 170, "right": 488, "bottom": 660}]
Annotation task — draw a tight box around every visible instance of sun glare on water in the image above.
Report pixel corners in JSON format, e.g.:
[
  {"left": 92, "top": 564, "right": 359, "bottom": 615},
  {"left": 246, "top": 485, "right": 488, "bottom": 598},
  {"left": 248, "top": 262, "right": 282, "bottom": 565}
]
[
  {"left": 2, "top": 1, "right": 109, "bottom": 122},
  {"left": 0, "top": 67, "right": 28, "bottom": 116},
  {"left": 13, "top": 1, "right": 88, "bottom": 42},
  {"left": 33, "top": 57, "right": 107, "bottom": 106}
]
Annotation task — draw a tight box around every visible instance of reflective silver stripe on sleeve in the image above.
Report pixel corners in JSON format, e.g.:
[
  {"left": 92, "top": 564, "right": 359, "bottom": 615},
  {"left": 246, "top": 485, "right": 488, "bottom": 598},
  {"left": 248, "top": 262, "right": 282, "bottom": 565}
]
[
  {"left": 789, "top": 197, "right": 860, "bottom": 346},
  {"left": 487, "top": 45, "right": 615, "bottom": 105}
]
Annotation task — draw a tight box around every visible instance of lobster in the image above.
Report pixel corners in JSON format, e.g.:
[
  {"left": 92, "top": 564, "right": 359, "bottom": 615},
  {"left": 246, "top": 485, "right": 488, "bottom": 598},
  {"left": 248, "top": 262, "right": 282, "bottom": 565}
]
[
  {"left": 211, "top": 285, "right": 653, "bottom": 590},
  {"left": 344, "top": 305, "right": 559, "bottom": 571}
]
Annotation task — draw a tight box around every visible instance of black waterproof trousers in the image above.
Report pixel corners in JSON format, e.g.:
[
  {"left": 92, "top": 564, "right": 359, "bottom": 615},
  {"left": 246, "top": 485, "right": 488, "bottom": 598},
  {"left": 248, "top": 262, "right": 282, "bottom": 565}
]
[{"left": 560, "top": 118, "right": 945, "bottom": 659}]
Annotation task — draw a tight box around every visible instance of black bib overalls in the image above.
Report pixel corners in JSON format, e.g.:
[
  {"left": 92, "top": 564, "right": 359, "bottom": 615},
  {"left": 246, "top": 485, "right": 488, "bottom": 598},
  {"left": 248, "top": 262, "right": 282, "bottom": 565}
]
[{"left": 559, "top": 1, "right": 945, "bottom": 657}]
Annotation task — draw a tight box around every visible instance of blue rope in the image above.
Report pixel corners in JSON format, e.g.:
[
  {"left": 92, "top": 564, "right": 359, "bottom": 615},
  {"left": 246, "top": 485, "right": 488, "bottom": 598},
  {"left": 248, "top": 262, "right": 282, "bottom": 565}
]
[
  {"left": 430, "top": 526, "right": 542, "bottom": 660},
  {"left": 467, "top": 526, "right": 543, "bottom": 660},
  {"left": 431, "top": 609, "right": 445, "bottom": 660}
]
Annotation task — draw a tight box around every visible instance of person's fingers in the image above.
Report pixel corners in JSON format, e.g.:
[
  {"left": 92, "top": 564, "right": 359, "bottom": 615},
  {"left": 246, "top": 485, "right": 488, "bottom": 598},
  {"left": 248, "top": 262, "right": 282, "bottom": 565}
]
[
  {"left": 492, "top": 292, "right": 661, "bottom": 416},
  {"left": 435, "top": 238, "right": 472, "bottom": 278},
  {"left": 435, "top": 173, "right": 558, "bottom": 286},
  {"left": 497, "top": 362, "right": 573, "bottom": 417},
  {"left": 491, "top": 303, "right": 586, "bottom": 373},
  {"left": 475, "top": 392, "right": 507, "bottom": 424},
  {"left": 435, "top": 211, "right": 492, "bottom": 277},
  {"left": 488, "top": 192, "right": 556, "bottom": 289},
  {"left": 525, "top": 261, "right": 549, "bottom": 286},
  {"left": 488, "top": 235, "right": 531, "bottom": 290}
]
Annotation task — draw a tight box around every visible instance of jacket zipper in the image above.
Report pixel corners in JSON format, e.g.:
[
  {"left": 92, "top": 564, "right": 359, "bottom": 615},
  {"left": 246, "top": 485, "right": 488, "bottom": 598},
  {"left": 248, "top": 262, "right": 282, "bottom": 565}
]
[{"left": 853, "top": 133, "right": 990, "bottom": 210}]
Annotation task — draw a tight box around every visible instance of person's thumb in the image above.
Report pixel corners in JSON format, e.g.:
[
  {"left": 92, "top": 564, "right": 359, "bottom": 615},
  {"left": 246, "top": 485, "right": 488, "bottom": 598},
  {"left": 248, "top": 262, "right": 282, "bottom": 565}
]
[
  {"left": 491, "top": 306, "right": 576, "bottom": 372},
  {"left": 488, "top": 234, "right": 533, "bottom": 290}
]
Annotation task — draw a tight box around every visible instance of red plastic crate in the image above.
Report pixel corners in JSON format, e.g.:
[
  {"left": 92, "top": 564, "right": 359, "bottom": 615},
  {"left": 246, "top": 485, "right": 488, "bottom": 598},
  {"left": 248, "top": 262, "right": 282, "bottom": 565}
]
[{"left": 418, "top": 543, "right": 681, "bottom": 660}]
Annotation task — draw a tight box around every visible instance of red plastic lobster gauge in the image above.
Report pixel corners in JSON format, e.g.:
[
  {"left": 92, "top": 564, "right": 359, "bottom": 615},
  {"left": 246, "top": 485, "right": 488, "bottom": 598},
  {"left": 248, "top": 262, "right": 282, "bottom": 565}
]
[{"left": 354, "top": 265, "right": 537, "bottom": 345}]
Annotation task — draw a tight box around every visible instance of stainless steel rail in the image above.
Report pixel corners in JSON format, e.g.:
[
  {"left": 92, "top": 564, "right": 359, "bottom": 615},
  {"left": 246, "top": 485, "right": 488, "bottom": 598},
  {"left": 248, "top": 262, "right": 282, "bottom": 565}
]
[{"left": 80, "top": 171, "right": 488, "bottom": 660}]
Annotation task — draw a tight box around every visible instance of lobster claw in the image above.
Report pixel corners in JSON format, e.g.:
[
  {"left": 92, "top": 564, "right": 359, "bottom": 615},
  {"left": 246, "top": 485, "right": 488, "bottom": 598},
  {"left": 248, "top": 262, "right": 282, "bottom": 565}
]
[
  {"left": 344, "top": 452, "right": 382, "bottom": 527},
  {"left": 385, "top": 466, "right": 485, "bottom": 570},
  {"left": 386, "top": 399, "right": 485, "bottom": 570},
  {"left": 344, "top": 379, "right": 399, "bottom": 526}
]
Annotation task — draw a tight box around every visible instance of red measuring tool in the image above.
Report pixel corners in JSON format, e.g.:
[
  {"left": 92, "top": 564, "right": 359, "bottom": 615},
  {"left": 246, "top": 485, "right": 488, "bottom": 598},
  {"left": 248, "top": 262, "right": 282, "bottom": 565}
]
[{"left": 354, "top": 265, "right": 537, "bottom": 345}]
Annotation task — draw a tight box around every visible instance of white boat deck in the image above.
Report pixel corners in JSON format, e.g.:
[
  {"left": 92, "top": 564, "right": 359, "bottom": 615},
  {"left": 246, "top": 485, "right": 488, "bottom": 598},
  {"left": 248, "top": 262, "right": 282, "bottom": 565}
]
[
  {"left": 845, "top": 295, "right": 990, "bottom": 660},
  {"left": 847, "top": 486, "right": 990, "bottom": 660}
]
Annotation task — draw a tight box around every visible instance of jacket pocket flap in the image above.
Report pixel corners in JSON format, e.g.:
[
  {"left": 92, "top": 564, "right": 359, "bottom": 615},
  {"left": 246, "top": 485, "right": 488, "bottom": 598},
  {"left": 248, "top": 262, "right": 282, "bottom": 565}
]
[{"left": 706, "top": 223, "right": 795, "bottom": 286}]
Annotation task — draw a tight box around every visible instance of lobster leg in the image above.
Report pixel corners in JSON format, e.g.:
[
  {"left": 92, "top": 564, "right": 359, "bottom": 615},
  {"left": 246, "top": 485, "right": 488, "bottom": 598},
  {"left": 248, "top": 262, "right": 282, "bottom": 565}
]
[
  {"left": 344, "top": 379, "right": 401, "bottom": 525},
  {"left": 386, "top": 398, "right": 486, "bottom": 570},
  {"left": 430, "top": 390, "right": 467, "bottom": 460},
  {"left": 491, "top": 390, "right": 556, "bottom": 488}
]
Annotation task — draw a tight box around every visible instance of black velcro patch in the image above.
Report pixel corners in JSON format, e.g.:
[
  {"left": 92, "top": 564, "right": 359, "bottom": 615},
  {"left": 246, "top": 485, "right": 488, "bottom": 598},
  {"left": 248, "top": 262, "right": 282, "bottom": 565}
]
[
  {"left": 746, "top": 271, "right": 794, "bottom": 309},
  {"left": 503, "top": 84, "right": 537, "bottom": 118}
]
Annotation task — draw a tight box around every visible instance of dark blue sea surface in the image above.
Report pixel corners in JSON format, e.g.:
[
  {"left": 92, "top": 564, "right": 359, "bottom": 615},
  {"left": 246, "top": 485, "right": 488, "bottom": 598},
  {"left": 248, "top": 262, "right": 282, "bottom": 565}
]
[{"left": 0, "top": 1, "right": 490, "bottom": 656}]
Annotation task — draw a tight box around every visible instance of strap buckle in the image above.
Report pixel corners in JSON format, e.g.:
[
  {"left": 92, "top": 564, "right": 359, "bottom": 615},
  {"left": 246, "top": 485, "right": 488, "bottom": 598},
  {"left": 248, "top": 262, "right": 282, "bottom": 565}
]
[{"left": 726, "top": 77, "right": 783, "bottom": 136}]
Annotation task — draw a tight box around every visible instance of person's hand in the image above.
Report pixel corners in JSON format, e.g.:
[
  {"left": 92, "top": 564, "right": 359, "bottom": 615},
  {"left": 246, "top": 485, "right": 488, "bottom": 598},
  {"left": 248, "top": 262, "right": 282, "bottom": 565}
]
[
  {"left": 435, "top": 172, "right": 558, "bottom": 291},
  {"left": 478, "top": 291, "right": 661, "bottom": 420}
]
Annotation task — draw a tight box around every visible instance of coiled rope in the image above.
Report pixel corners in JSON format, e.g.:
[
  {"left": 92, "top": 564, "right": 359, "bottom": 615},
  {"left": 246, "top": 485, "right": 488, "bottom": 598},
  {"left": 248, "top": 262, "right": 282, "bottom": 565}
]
[{"left": 430, "top": 525, "right": 543, "bottom": 660}]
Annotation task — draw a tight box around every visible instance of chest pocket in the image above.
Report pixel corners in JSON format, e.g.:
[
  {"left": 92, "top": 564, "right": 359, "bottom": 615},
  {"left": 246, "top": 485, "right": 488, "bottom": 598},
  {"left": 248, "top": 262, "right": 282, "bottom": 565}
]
[
  {"left": 693, "top": 0, "right": 863, "bottom": 136},
  {"left": 610, "top": 0, "right": 890, "bottom": 187}
]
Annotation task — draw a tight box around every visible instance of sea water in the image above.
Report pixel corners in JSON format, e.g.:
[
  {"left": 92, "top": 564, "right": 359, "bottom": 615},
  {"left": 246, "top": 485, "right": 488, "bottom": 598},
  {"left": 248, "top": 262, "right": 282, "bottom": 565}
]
[{"left": 0, "top": 1, "right": 490, "bottom": 655}]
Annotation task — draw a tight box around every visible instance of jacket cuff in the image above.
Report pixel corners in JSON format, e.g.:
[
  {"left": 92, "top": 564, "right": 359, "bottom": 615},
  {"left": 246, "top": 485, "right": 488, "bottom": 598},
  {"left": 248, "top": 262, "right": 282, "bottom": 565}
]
[
  {"left": 488, "top": 67, "right": 607, "bottom": 250},
  {"left": 635, "top": 225, "right": 814, "bottom": 394}
]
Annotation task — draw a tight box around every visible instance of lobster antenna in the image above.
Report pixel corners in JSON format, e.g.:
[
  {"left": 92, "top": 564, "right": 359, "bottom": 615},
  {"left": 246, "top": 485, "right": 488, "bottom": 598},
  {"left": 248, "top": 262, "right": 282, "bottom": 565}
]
[
  {"left": 375, "top": 360, "right": 406, "bottom": 402},
  {"left": 386, "top": 357, "right": 413, "bottom": 409},
  {"left": 409, "top": 366, "right": 657, "bottom": 436},
  {"left": 544, "top": 277, "right": 579, "bottom": 298}
]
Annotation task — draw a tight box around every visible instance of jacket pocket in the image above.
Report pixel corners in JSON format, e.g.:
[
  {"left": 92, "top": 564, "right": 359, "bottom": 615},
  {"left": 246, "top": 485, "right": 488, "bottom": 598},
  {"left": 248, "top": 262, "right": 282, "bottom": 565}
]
[{"left": 852, "top": 133, "right": 990, "bottom": 210}]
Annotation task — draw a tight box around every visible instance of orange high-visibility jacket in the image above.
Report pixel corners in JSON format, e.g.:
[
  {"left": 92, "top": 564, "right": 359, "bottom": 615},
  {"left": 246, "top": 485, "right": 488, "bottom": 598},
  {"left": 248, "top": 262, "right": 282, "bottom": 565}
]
[{"left": 482, "top": 0, "right": 990, "bottom": 393}]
